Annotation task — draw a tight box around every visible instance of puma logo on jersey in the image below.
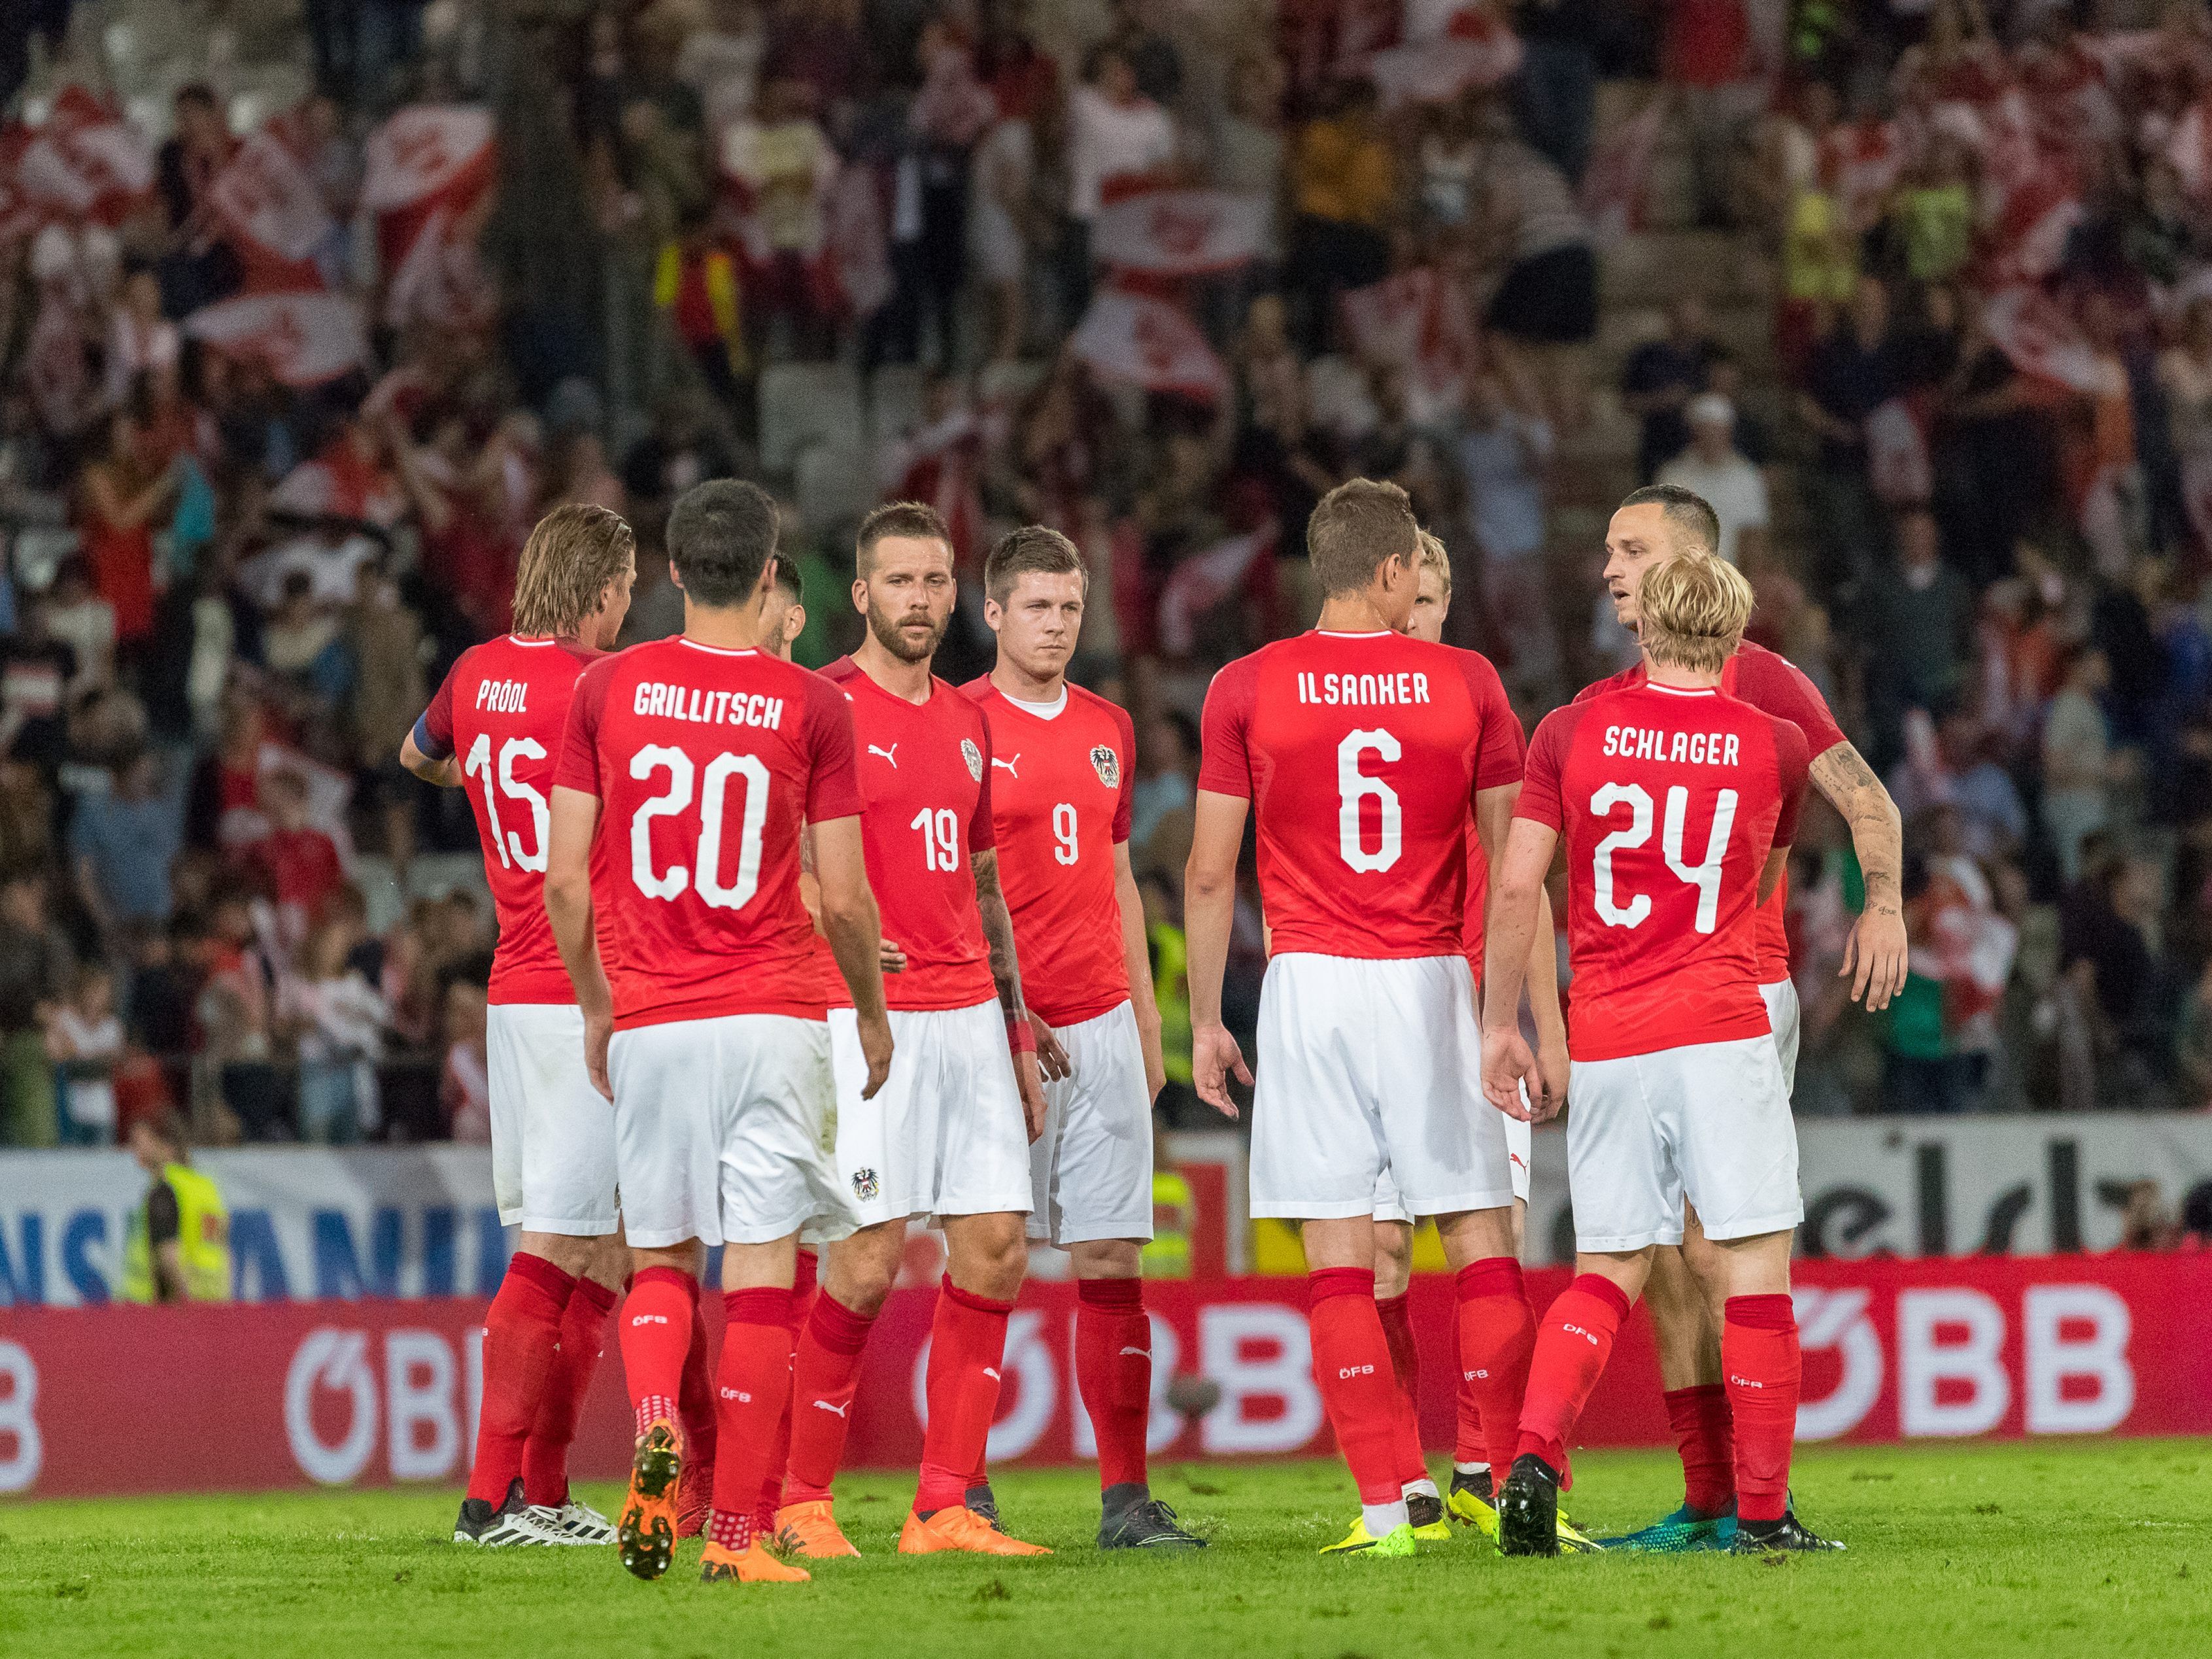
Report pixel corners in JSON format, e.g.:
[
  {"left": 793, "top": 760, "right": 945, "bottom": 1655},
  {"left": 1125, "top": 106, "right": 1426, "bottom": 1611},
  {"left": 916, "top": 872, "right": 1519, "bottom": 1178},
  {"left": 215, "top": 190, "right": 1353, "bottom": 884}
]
[
  {"left": 983, "top": 1367, "right": 1000, "bottom": 1382},
  {"left": 811, "top": 1399, "right": 850, "bottom": 1418},
  {"left": 1119, "top": 1347, "right": 1151, "bottom": 1360},
  {"left": 993, "top": 755, "right": 1020, "bottom": 778},
  {"left": 1510, "top": 1152, "right": 1527, "bottom": 1171},
  {"left": 868, "top": 744, "right": 899, "bottom": 769}
]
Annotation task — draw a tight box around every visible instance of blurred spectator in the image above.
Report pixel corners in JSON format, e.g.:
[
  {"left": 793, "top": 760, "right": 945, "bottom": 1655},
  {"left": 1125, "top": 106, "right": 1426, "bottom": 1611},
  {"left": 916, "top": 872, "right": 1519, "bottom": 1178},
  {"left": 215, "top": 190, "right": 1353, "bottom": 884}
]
[
  {"left": 0, "top": 870, "right": 71, "bottom": 1147},
  {"left": 1455, "top": 370, "right": 1557, "bottom": 693},
  {"left": 70, "top": 747, "right": 186, "bottom": 939},
  {"left": 1858, "top": 510, "right": 1973, "bottom": 769},
  {"left": 284, "top": 917, "right": 388, "bottom": 1144},
  {"left": 2043, "top": 649, "right": 2120, "bottom": 883},
  {"left": 1656, "top": 393, "right": 1768, "bottom": 566},
  {"left": 46, "top": 963, "right": 122, "bottom": 1146},
  {"left": 1065, "top": 44, "right": 1178, "bottom": 316},
  {"left": 1621, "top": 297, "right": 1716, "bottom": 483},
  {"left": 440, "top": 951, "right": 492, "bottom": 1142},
  {"left": 118, "top": 1108, "right": 230, "bottom": 1303},
  {"left": 243, "top": 769, "right": 346, "bottom": 939}
]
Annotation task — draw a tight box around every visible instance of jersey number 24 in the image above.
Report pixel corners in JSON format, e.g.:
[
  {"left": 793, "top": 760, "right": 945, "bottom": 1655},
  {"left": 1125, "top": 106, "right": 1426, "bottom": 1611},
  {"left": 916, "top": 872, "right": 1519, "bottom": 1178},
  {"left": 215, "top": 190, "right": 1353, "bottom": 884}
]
[{"left": 1590, "top": 782, "right": 1739, "bottom": 934}]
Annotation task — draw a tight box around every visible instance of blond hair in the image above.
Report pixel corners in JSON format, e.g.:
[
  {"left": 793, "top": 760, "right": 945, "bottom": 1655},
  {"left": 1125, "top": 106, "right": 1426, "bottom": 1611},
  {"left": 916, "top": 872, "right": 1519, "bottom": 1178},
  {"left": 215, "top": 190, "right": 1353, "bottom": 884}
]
[
  {"left": 511, "top": 504, "right": 635, "bottom": 638},
  {"left": 1639, "top": 553, "right": 1752, "bottom": 674},
  {"left": 1415, "top": 528, "right": 1452, "bottom": 592}
]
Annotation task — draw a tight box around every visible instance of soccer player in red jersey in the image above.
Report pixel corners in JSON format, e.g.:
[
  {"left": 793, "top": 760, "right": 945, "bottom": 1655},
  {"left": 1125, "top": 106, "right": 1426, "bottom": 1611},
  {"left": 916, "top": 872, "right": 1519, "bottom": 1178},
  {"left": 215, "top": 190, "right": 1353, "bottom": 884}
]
[
  {"left": 1378, "top": 531, "right": 1580, "bottom": 1545},
  {"left": 545, "top": 479, "right": 894, "bottom": 1586},
  {"left": 403, "top": 504, "right": 637, "bottom": 1549},
  {"left": 775, "top": 501, "right": 1054, "bottom": 1561},
  {"left": 1482, "top": 553, "right": 1841, "bottom": 1555},
  {"left": 1186, "top": 479, "right": 1554, "bottom": 1560},
  {"left": 961, "top": 526, "right": 1204, "bottom": 1552},
  {"left": 1582, "top": 487, "right": 1906, "bottom": 1551}
]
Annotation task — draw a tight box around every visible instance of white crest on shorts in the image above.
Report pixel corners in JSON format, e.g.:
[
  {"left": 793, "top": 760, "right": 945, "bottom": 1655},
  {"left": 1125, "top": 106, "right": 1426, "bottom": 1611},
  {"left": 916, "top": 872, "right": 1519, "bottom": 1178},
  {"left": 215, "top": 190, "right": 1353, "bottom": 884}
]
[
  {"left": 1090, "top": 744, "right": 1120, "bottom": 788},
  {"left": 962, "top": 738, "right": 983, "bottom": 781}
]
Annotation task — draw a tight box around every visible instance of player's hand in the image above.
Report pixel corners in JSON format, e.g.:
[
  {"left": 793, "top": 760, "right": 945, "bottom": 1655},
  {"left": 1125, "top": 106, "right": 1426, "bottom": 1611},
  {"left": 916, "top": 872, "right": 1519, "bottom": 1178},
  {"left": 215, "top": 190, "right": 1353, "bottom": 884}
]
[
  {"left": 1532, "top": 1035, "right": 1569, "bottom": 1122},
  {"left": 1013, "top": 1049, "right": 1049, "bottom": 1142},
  {"left": 1192, "top": 1021, "right": 1250, "bottom": 1120},
  {"left": 1031, "top": 1014, "right": 1072, "bottom": 1083},
  {"left": 1482, "top": 1027, "right": 1537, "bottom": 1121},
  {"left": 856, "top": 1010, "right": 894, "bottom": 1101},
  {"left": 1139, "top": 1019, "right": 1166, "bottom": 1104},
  {"left": 1841, "top": 905, "right": 1909, "bottom": 1012},
  {"left": 879, "top": 938, "right": 907, "bottom": 973},
  {"left": 583, "top": 1006, "right": 614, "bottom": 1101}
]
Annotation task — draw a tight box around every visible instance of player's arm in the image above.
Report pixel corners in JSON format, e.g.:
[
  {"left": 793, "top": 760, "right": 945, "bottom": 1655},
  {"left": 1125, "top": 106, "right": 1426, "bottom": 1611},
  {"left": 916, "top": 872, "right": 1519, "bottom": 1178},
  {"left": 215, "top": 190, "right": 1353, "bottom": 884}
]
[
  {"left": 1759, "top": 843, "right": 1790, "bottom": 908},
  {"left": 1478, "top": 818, "right": 1562, "bottom": 1124},
  {"left": 399, "top": 726, "right": 461, "bottom": 789},
  {"left": 1476, "top": 780, "right": 1567, "bottom": 1113},
  {"left": 814, "top": 815, "right": 894, "bottom": 1101},
  {"left": 973, "top": 847, "right": 1059, "bottom": 1135},
  {"left": 545, "top": 783, "right": 615, "bottom": 1099},
  {"left": 1182, "top": 789, "right": 1250, "bottom": 1118},
  {"left": 1807, "top": 740, "right": 1908, "bottom": 1011},
  {"left": 1114, "top": 839, "right": 1166, "bottom": 1103},
  {"left": 800, "top": 824, "right": 905, "bottom": 972}
]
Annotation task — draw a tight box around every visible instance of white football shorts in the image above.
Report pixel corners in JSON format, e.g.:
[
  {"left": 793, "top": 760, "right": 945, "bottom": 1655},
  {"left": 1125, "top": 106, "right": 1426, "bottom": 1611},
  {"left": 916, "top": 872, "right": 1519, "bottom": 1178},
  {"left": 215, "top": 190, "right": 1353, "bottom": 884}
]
[
  {"left": 1375, "top": 1096, "right": 1531, "bottom": 1224},
  {"left": 609, "top": 1013, "right": 855, "bottom": 1250},
  {"left": 1566, "top": 1032, "right": 1801, "bottom": 1254},
  {"left": 487, "top": 1001, "right": 617, "bottom": 1237},
  {"left": 1250, "top": 952, "right": 1516, "bottom": 1220},
  {"left": 828, "top": 999, "right": 1032, "bottom": 1227},
  {"left": 1761, "top": 976, "right": 1801, "bottom": 1094},
  {"left": 1030, "top": 999, "right": 1153, "bottom": 1246}
]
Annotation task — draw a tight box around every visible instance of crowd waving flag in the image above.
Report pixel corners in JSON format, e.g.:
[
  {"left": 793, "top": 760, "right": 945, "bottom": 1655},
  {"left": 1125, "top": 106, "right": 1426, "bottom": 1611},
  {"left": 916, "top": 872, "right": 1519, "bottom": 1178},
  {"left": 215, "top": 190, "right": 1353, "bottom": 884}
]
[
  {"left": 1091, "top": 189, "right": 1269, "bottom": 277},
  {"left": 1070, "top": 289, "right": 1231, "bottom": 404},
  {"left": 0, "top": 86, "right": 154, "bottom": 232},
  {"left": 183, "top": 291, "right": 370, "bottom": 388},
  {"left": 211, "top": 130, "right": 336, "bottom": 292},
  {"left": 362, "top": 105, "right": 497, "bottom": 328},
  {"left": 1981, "top": 286, "right": 2124, "bottom": 398}
]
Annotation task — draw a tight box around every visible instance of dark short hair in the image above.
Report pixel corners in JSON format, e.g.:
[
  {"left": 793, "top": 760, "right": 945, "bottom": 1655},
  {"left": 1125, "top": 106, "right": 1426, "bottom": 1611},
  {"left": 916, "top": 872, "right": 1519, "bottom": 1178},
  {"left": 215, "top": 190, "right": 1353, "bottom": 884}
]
[
  {"left": 1618, "top": 484, "right": 1721, "bottom": 558},
  {"left": 770, "top": 554, "right": 804, "bottom": 605},
  {"left": 984, "top": 524, "right": 1087, "bottom": 605},
  {"left": 668, "top": 479, "right": 779, "bottom": 607},
  {"left": 175, "top": 82, "right": 220, "bottom": 112},
  {"left": 856, "top": 500, "right": 952, "bottom": 577},
  {"left": 1308, "top": 478, "right": 1418, "bottom": 596}
]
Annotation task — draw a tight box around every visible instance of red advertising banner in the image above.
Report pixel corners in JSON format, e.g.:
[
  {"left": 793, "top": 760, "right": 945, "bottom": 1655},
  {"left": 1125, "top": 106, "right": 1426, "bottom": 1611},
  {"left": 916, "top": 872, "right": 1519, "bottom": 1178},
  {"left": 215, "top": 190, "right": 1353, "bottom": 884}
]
[{"left": 3, "top": 1254, "right": 2206, "bottom": 1499}]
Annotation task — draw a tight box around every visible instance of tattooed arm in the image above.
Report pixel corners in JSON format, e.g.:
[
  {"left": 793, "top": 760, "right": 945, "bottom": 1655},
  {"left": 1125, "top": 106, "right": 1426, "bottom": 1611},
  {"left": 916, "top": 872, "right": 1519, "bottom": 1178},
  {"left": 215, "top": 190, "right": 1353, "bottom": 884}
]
[
  {"left": 1807, "top": 740, "right": 1908, "bottom": 1011},
  {"left": 974, "top": 847, "right": 1056, "bottom": 1137}
]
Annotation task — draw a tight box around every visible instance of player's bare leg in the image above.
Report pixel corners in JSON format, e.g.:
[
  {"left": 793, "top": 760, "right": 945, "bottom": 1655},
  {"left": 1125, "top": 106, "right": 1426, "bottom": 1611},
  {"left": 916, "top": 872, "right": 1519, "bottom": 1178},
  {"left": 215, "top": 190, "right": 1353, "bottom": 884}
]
[
  {"left": 900, "top": 1210, "right": 1051, "bottom": 1556},
  {"left": 456, "top": 1225, "right": 609, "bottom": 1548},
  {"left": 614, "top": 1240, "right": 706, "bottom": 1580},
  {"left": 778, "top": 1218, "right": 908, "bottom": 1556},
  {"left": 1074, "top": 1237, "right": 1204, "bottom": 1549},
  {"left": 699, "top": 1234, "right": 811, "bottom": 1584}
]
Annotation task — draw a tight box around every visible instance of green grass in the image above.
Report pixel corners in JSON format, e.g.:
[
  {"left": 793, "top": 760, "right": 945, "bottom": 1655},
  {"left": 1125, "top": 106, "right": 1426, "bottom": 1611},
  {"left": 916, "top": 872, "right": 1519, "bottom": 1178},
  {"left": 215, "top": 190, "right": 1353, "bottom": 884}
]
[{"left": 4, "top": 1441, "right": 2206, "bottom": 1658}]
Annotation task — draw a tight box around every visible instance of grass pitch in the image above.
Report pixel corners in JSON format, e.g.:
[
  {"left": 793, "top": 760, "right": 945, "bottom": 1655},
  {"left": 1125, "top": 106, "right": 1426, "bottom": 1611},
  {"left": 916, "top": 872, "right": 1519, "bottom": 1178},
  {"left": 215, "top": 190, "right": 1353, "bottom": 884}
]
[{"left": 4, "top": 1440, "right": 2205, "bottom": 1658}]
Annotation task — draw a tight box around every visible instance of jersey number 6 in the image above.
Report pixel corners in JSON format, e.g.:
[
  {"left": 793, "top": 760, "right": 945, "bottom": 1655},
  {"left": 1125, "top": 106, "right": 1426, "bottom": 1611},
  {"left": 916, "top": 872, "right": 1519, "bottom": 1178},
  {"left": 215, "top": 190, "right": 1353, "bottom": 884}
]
[{"left": 1336, "top": 728, "right": 1403, "bottom": 873}]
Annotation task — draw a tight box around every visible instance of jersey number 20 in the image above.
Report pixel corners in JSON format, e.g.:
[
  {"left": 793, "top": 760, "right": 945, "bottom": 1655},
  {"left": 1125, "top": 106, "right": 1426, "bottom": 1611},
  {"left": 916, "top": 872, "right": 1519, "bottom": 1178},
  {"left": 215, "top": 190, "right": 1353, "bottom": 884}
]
[
  {"left": 630, "top": 745, "right": 770, "bottom": 909},
  {"left": 1590, "top": 782, "right": 1737, "bottom": 933}
]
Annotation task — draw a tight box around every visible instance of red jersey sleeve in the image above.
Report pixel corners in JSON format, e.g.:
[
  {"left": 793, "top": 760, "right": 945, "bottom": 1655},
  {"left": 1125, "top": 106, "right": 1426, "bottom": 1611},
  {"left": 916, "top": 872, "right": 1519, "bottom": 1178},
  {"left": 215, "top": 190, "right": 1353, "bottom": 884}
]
[
  {"left": 802, "top": 673, "right": 863, "bottom": 821},
  {"left": 1110, "top": 702, "right": 1137, "bottom": 843},
  {"left": 1196, "top": 657, "right": 1257, "bottom": 796},
  {"left": 1513, "top": 710, "right": 1571, "bottom": 830},
  {"left": 1741, "top": 647, "right": 1847, "bottom": 759},
  {"left": 968, "top": 706, "right": 998, "bottom": 853},
  {"left": 1771, "top": 718, "right": 1812, "bottom": 849},
  {"left": 413, "top": 660, "right": 459, "bottom": 761},
  {"left": 554, "top": 658, "right": 613, "bottom": 796},
  {"left": 1460, "top": 651, "right": 1525, "bottom": 792}
]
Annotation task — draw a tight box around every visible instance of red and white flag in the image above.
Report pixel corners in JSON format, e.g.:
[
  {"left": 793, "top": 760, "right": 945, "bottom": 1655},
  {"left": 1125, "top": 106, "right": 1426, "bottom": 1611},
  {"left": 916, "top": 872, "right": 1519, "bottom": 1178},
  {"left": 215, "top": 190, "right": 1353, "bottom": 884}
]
[
  {"left": 1092, "top": 189, "right": 1269, "bottom": 277},
  {"left": 1070, "top": 290, "right": 1230, "bottom": 404},
  {"left": 1339, "top": 266, "right": 1477, "bottom": 419},
  {"left": 2169, "top": 101, "right": 2212, "bottom": 201},
  {"left": 362, "top": 106, "right": 497, "bottom": 327},
  {"left": 1981, "top": 286, "right": 2122, "bottom": 398},
  {"left": 211, "top": 131, "right": 335, "bottom": 292},
  {"left": 1364, "top": 26, "right": 1522, "bottom": 110},
  {"left": 1822, "top": 118, "right": 1903, "bottom": 229},
  {"left": 1581, "top": 97, "right": 1666, "bottom": 247},
  {"left": 1865, "top": 397, "right": 1932, "bottom": 507},
  {"left": 184, "top": 291, "right": 369, "bottom": 387},
  {"left": 11, "top": 88, "right": 156, "bottom": 228},
  {"left": 1159, "top": 522, "right": 1279, "bottom": 657}
]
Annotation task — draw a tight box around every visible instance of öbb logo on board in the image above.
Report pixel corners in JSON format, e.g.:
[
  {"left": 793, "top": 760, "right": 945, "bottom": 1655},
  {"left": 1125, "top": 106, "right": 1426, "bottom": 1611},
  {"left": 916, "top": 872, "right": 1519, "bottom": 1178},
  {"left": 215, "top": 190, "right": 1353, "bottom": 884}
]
[{"left": 283, "top": 1327, "right": 485, "bottom": 1484}]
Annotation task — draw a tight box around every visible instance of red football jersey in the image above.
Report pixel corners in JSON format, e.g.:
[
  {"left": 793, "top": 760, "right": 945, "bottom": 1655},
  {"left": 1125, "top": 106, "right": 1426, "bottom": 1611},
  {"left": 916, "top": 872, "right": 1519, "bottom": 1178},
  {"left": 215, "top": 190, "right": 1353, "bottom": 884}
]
[
  {"left": 1517, "top": 680, "right": 1811, "bottom": 1062},
  {"left": 1198, "top": 630, "right": 1523, "bottom": 959},
  {"left": 417, "top": 635, "right": 598, "bottom": 1004},
  {"left": 553, "top": 637, "right": 862, "bottom": 1029},
  {"left": 961, "top": 677, "right": 1137, "bottom": 1027},
  {"left": 812, "top": 657, "right": 998, "bottom": 1012},
  {"left": 1578, "top": 641, "right": 1845, "bottom": 983}
]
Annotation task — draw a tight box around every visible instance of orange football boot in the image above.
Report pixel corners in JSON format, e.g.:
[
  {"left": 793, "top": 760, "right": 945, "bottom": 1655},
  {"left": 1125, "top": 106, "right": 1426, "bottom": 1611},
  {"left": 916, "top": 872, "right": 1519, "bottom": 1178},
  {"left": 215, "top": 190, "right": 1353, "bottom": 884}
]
[
  {"left": 774, "top": 1499, "right": 861, "bottom": 1558},
  {"left": 700, "top": 1541, "right": 811, "bottom": 1584},
  {"left": 616, "top": 1420, "right": 683, "bottom": 1581},
  {"left": 897, "top": 1505, "right": 1052, "bottom": 1556}
]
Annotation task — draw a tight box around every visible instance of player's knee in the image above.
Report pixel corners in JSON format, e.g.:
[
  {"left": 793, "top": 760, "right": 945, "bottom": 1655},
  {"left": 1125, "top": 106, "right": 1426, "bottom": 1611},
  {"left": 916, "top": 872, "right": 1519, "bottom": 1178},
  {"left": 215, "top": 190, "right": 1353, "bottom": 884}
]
[
  {"left": 1070, "top": 1237, "right": 1143, "bottom": 1281},
  {"left": 951, "top": 1216, "right": 1029, "bottom": 1299}
]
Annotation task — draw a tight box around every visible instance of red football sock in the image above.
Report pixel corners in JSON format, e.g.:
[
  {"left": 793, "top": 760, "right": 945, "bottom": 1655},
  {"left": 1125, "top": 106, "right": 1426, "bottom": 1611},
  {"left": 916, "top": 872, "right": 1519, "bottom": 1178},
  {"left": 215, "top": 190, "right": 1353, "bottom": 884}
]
[
  {"left": 916, "top": 1277, "right": 1013, "bottom": 1515},
  {"left": 619, "top": 1266, "right": 697, "bottom": 1441},
  {"left": 1077, "top": 1276, "right": 1152, "bottom": 1493},
  {"left": 677, "top": 1291, "right": 718, "bottom": 1472},
  {"left": 1457, "top": 1257, "right": 1537, "bottom": 1483},
  {"left": 1374, "top": 1290, "right": 1429, "bottom": 1488},
  {"left": 1516, "top": 1273, "right": 1631, "bottom": 1487},
  {"left": 1722, "top": 1295, "right": 1801, "bottom": 1524},
  {"left": 1664, "top": 1382, "right": 1737, "bottom": 1517},
  {"left": 521, "top": 1273, "right": 617, "bottom": 1508},
  {"left": 757, "top": 1250, "right": 818, "bottom": 1528},
  {"left": 707, "top": 1287, "right": 795, "bottom": 1555},
  {"left": 1307, "top": 1268, "right": 1405, "bottom": 1507},
  {"left": 783, "top": 1288, "right": 876, "bottom": 1505},
  {"left": 467, "top": 1252, "right": 575, "bottom": 1504}
]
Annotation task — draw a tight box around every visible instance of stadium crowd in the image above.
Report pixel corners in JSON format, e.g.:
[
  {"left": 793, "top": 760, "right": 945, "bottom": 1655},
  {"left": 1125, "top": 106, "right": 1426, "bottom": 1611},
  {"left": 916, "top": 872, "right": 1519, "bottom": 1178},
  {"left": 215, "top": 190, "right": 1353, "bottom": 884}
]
[{"left": 7, "top": 0, "right": 2212, "bottom": 1149}]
